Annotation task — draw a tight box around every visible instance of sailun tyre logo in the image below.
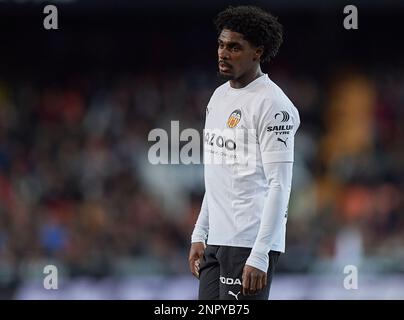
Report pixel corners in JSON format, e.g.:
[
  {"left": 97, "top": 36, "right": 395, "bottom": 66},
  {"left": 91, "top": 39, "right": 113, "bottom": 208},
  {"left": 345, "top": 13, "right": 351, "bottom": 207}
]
[
  {"left": 275, "top": 111, "right": 290, "bottom": 122},
  {"left": 227, "top": 109, "right": 242, "bottom": 128}
]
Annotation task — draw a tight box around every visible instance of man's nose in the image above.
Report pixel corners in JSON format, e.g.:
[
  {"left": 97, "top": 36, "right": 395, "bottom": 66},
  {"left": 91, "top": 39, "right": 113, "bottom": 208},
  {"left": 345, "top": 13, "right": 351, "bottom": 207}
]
[{"left": 218, "top": 48, "right": 230, "bottom": 60}]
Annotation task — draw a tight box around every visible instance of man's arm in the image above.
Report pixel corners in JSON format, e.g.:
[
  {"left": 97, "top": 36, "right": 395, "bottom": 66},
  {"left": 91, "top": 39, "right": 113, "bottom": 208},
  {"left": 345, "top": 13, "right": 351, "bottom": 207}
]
[
  {"left": 189, "top": 193, "right": 209, "bottom": 278},
  {"left": 191, "top": 193, "right": 209, "bottom": 243},
  {"left": 242, "top": 161, "right": 293, "bottom": 295},
  {"left": 246, "top": 161, "right": 292, "bottom": 271}
]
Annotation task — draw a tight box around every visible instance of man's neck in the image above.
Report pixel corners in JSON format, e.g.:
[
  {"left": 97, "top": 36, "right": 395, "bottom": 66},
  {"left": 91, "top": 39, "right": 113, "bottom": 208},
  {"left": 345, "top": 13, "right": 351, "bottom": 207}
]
[{"left": 230, "top": 66, "right": 264, "bottom": 89}]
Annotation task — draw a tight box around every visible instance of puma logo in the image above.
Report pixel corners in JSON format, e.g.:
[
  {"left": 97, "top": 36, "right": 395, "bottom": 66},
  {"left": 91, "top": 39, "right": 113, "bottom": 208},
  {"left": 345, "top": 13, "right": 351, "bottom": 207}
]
[
  {"left": 277, "top": 137, "right": 288, "bottom": 147},
  {"left": 228, "top": 290, "right": 241, "bottom": 300}
]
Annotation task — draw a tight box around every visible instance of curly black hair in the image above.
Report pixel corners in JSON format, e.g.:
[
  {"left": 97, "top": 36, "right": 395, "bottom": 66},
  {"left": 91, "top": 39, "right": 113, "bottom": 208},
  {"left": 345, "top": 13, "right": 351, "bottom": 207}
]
[{"left": 214, "top": 5, "right": 283, "bottom": 63}]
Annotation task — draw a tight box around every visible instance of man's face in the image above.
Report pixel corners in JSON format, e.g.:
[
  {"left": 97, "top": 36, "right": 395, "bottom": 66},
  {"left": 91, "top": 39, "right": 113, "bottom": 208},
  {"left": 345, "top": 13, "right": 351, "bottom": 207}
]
[{"left": 217, "top": 29, "right": 262, "bottom": 80}]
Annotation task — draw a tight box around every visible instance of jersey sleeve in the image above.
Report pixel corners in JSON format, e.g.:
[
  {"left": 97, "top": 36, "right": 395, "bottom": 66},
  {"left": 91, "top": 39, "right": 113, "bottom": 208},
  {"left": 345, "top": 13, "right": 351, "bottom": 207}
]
[
  {"left": 191, "top": 193, "right": 209, "bottom": 243},
  {"left": 256, "top": 98, "right": 300, "bottom": 164},
  {"left": 246, "top": 162, "right": 293, "bottom": 272}
]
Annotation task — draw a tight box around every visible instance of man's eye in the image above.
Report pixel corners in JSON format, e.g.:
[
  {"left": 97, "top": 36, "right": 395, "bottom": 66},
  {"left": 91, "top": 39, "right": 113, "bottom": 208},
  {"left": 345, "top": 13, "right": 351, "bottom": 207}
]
[
  {"left": 218, "top": 43, "right": 224, "bottom": 49},
  {"left": 232, "top": 47, "right": 240, "bottom": 52}
]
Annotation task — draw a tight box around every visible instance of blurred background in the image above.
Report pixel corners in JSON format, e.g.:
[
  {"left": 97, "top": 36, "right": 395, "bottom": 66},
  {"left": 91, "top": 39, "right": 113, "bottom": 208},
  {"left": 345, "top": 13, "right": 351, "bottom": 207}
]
[{"left": 0, "top": 0, "right": 403, "bottom": 299}]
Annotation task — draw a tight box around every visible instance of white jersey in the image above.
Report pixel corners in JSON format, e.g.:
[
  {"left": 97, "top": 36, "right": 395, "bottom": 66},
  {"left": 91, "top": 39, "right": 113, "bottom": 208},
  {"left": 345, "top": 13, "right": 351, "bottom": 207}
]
[{"left": 192, "top": 74, "right": 300, "bottom": 254}]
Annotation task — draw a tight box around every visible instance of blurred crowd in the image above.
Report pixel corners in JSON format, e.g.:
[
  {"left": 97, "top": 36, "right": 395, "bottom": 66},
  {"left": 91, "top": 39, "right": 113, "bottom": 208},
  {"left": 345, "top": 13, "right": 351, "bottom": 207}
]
[
  {"left": 278, "top": 69, "right": 404, "bottom": 273},
  {"left": 0, "top": 65, "right": 403, "bottom": 294},
  {"left": 0, "top": 72, "right": 212, "bottom": 285}
]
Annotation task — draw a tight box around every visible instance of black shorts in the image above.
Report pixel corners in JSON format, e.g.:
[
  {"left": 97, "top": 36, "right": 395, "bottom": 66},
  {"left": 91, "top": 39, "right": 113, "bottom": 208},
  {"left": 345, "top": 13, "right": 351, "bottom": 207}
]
[{"left": 198, "top": 245, "right": 280, "bottom": 300}]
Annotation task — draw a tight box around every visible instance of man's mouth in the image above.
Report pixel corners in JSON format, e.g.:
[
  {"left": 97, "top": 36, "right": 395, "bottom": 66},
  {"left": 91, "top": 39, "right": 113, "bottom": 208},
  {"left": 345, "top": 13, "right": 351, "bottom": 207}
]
[{"left": 219, "top": 61, "right": 232, "bottom": 72}]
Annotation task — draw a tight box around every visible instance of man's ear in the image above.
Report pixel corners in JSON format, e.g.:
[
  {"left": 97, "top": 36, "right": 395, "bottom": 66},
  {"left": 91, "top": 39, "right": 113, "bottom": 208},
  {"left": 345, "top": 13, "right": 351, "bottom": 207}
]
[{"left": 254, "top": 46, "right": 264, "bottom": 61}]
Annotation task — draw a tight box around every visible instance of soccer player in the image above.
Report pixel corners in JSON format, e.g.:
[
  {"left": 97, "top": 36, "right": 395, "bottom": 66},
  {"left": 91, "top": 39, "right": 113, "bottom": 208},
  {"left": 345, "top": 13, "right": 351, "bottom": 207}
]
[{"left": 188, "top": 6, "right": 300, "bottom": 300}]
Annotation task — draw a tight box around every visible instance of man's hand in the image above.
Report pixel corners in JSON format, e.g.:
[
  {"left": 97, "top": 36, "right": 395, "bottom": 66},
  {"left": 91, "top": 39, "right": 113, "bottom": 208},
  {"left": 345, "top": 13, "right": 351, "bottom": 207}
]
[
  {"left": 242, "top": 264, "right": 267, "bottom": 296},
  {"left": 188, "top": 242, "right": 206, "bottom": 278}
]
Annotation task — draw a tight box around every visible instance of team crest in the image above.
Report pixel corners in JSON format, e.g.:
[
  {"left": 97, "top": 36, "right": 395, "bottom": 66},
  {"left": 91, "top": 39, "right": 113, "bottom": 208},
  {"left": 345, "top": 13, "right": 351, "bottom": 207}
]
[{"left": 227, "top": 109, "right": 242, "bottom": 128}]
